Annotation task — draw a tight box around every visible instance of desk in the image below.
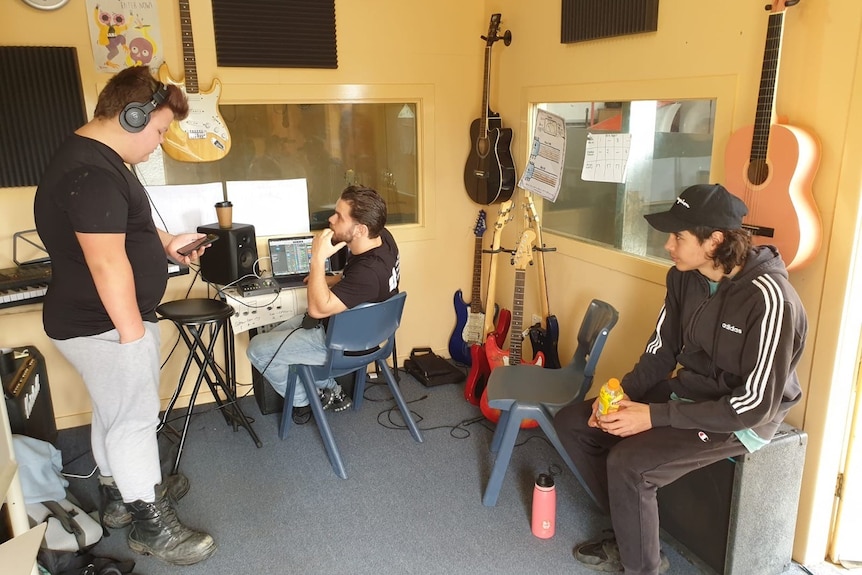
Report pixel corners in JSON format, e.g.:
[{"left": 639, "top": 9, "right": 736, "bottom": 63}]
[
  {"left": 221, "top": 285, "right": 308, "bottom": 334},
  {"left": 221, "top": 285, "right": 308, "bottom": 415}
]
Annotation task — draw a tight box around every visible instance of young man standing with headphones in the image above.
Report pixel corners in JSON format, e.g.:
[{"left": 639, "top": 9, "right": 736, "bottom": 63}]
[{"left": 34, "top": 66, "right": 217, "bottom": 566}]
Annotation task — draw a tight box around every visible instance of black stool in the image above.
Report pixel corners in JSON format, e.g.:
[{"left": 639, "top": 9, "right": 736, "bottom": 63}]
[{"left": 157, "top": 298, "right": 262, "bottom": 474}]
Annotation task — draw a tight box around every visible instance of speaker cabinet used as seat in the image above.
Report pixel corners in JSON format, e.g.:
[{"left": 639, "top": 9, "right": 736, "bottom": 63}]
[
  {"left": 657, "top": 423, "right": 807, "bottom": 575},
  {"left": 197, "top": 223, "right": 258, "bottom": 286}
]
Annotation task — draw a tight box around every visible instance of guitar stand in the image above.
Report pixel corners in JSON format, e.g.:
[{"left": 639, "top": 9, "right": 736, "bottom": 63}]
[{"left": 482, "top": 246, "right": 511, "bottom": 255}]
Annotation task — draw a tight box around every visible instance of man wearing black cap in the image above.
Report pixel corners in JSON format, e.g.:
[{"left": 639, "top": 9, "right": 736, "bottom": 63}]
[{"left": 554, "top": 183, "right": 807, "bottom": 574}]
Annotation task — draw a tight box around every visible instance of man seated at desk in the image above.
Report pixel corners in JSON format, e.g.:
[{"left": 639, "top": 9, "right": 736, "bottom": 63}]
[{"left": 247, "top": 185, "right": 400, "bottom": 423}]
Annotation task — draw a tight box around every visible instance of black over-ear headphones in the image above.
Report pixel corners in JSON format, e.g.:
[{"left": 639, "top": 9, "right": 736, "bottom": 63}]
[{"left": 119, "top": 83, "right": 170, "bottom": 133}]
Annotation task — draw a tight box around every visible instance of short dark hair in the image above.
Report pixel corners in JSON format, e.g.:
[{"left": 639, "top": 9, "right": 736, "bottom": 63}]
[
  {"left": 691, "top": 226, "right": 752, "bottom": 274},
  {"left": 340, "top": 185, "right": 387, "bottom": 237},
  {"left": 94, "top": 67, "right": 188, "bottom": 122}
]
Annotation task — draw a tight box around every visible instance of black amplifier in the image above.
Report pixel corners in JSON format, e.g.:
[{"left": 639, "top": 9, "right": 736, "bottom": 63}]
[
  {"left": 2, "top": 346, "right": 58, "bottom": 443},
  {"left": 658, "top": 423, "right": 807, "bottom": 575}
]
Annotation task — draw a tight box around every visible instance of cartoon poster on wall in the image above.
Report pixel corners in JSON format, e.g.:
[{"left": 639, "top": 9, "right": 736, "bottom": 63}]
[{"left": 86, "top": 0, "right": 164, "bottom": 73}]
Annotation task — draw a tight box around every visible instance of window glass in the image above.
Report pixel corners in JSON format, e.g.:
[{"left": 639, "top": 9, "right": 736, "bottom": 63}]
[
  {"left": 135, "top": 103, "right": 419, "bottom": 230},
  {"left": 539, "top": 99, "right": 715, "bottom": 261}
]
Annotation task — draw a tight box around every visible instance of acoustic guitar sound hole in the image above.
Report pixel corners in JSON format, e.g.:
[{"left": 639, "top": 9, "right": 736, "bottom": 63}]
[{"left": 747, "top": 159, "right": 770, "bottom": 186}]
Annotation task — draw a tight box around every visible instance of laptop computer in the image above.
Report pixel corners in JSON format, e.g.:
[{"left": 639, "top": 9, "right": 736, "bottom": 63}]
[{"left": 267, "top": 235, "right": 332, "bottom": 287}]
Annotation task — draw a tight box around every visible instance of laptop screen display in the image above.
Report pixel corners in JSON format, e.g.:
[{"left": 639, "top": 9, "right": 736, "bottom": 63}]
[{"left": 269, "top": 236, "right": 331, "bottom": 279}]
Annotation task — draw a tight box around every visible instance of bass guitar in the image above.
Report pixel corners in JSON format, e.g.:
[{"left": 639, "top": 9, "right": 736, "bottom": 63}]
[
  {"left": 159, "top": 0, "right": 232, "bottom": 162},
  {"left": 480, "top": 229, "right": 544, "bottom": 424},
  {"left": 724, "top": 0, "right": 821, "bottom": 271},
  {"left": 525, "top": 193, "right": 561, "bottom": 369},
  {"left": 449, "top": 211, "right": 488, "bottom": 365},
  {"left": 464, "top": 201, "right": 513, "bottom": 405},
  {"left": 463, "top": 13, "right": 516, "bottom": 206}
]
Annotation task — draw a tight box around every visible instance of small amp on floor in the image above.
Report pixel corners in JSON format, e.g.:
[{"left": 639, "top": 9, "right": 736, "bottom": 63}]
[{"left": 2, "top": 346, "right": 57, "bottom": 443}]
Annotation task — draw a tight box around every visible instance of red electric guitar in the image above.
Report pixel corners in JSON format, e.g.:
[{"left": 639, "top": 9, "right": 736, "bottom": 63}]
[
  {"left": 724, "top": 0, "right": 821, "bottom": 271},
  {"left": 480, "top": 229, "right": 545, "bottom": 424},
  {"left": 464, "top": 201, "right": 513, "bottom": 406}
]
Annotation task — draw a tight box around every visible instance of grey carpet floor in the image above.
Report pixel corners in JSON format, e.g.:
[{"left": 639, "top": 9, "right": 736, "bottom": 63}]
[{"left": 55, "top": 371, "right": 844, "bottom": 575}]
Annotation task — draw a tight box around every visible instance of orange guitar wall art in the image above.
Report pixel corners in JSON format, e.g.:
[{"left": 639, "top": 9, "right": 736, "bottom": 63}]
[{"left": 724, "top": 0, "right": 821, "bottom": 271}]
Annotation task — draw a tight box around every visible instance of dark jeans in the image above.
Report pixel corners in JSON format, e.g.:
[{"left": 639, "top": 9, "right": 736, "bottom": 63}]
[{"left": 553, "top": 386, "right": 748, "bottom": 575}]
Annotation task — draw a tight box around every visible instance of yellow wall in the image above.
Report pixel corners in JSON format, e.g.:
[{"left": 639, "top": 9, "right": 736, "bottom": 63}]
[{"left": 1, "top": 0, "right": 860, "bottom": 566}]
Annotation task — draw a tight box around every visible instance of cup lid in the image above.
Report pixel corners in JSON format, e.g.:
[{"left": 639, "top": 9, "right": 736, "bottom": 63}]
[{"left": 536, "top": 473, "right": 555, "bottom": 488}]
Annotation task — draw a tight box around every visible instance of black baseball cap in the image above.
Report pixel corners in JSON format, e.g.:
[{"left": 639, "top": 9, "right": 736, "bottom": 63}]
[{"left": 644, "top": 183, "right": 748, "bottom": 233}]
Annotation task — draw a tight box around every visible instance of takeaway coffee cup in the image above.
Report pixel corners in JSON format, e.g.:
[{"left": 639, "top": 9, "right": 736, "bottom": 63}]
[{"left": 215, "top": 201, "right": 233, "bottom": 229}]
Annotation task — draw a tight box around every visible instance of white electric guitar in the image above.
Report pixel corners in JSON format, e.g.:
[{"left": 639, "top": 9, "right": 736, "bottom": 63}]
[{"left": 159, "top": 0, "right": 231, "bottom": 162}]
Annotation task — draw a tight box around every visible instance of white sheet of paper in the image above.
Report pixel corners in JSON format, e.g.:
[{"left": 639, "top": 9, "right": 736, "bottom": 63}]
[
  {"left": 582, "top": 133, "right": 632, "bottom": 184},
  {"left": 146, "top": 182, "right": 225, "bottom": 234},
  {"left": 225, "top": 179, "right": 310, "bottom": 236},
  {"left": 519, "top": 109, "right": 567, "bottom": 202}
]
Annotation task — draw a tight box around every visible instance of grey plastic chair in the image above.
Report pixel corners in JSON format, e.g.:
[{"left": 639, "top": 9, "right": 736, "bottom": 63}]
[
  {"left": 482, "top": 299, "right": 619, "bottom": 506},
  {"left": 279, "top": 292, "right": 422, "bottom": 478}
]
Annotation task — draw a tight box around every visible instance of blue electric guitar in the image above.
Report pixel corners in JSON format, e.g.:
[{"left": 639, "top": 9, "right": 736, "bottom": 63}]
[{"left": 449, "top": 211, "right": 488, "bottom": 365}]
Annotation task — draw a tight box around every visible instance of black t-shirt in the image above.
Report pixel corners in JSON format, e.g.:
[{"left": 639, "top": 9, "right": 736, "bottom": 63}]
[
  {"left": 33, "top": 135, "right": 167, "bottom": 339},
  {"left": 331, "top": 228, "right": 399, "bottom": 309}
]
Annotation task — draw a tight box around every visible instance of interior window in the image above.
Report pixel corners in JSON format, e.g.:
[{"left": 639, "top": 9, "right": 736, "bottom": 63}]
[
  {"left": 135, "top": 103, "right": 419, "bottom": 230},
  {"left": 539, "top": 99, "right": 716, "bottom": 261}
]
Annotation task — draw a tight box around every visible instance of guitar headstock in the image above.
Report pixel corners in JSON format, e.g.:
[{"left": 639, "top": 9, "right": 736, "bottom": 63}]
[
  {"left": 474, "top": 210, "right": 488, "bottom": 238},
  {"left": 525, "top": 193, "right": 540, "bottom": 225},
  {"left": 484, "top": 14, "right": 501, "bottom": 46},
  {"left": 512, "top": 230, "right": 536, "bottom": 270},
  {"left": 493, "top": 200, "right": 513, "bottom": 229},
  {"left": 481, "top": 13, "right": 512, "bottom": 47},
  {"left": 767, "top": 0, "right": 798, "bottom": 14}
]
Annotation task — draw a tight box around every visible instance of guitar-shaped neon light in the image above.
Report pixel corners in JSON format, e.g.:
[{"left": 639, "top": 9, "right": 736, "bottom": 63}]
[
  {"left": 464, "top": 201, "right": 513, "bottom": 405},
  {"left": 724, "top": 0, "right": 821, "bottom": 271},
  {"left": 160, "top": 0, "right": 231, "bottom": 162},
  {"left": 463, "top": 13, "right": 515, "bottom": 205},
  {"left": 524, "top": 193, "right": 561, "bottom": 369},
  {"left": 480, "top": 229, "right": 544, "bottom": 424},
  {"left": 448, "top": 211, "right": 488, "bottom": 365}
]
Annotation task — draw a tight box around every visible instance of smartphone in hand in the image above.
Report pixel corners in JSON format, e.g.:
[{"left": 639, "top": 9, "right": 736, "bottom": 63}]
[{"left": 177, "top": 234, "right": 219, "bottom": 257}]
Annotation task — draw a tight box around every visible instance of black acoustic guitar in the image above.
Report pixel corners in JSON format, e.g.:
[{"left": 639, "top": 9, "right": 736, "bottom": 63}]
[{"left": 464, "top": 14, "right": 516, "bottom": 206}]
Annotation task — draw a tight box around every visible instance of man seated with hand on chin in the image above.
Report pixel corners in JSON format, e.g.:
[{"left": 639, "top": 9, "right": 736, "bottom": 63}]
[{"left": 247, "top": 185, "right": 400, "bottom": 423}]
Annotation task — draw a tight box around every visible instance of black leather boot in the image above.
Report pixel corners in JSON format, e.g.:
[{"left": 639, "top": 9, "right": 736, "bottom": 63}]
[
  {"left": 99, "top": 474, "right": 191, "bottom": 529},
  {"left": 127, "top": 487, "right": 216, "bottom": 566}
]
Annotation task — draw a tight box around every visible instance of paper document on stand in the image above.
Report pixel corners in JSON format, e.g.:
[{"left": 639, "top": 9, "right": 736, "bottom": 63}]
[
  {"left": 146, "top": 182, "right": 225, "bottom": 234},
  {"left": 582, "top": 133, "right": 632, "bottom": 184},
  {"left": 519, "top": 109, "right": 566, "bottom": 202},
  {"left": 226, "top": 179, "right": 309, "bottom": 237}
]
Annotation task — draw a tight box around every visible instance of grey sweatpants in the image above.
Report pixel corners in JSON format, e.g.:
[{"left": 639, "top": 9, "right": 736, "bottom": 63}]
[
  {"left": 53, "top": 322, "right": 162, "bottom": 502},
  {"left": 554, "top": 383, "right": 749, "bottom": 575}
]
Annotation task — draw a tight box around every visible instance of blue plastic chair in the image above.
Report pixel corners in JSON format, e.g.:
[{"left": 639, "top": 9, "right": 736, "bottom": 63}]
[
  {"left": 279, "top": 292, "right": 423, "bottom": 478},
  {"left": 482, "top": 299, "right": 619, "bottom": 506}
]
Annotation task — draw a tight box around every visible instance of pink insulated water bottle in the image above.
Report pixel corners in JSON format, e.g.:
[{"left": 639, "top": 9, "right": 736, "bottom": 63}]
[{"left": 531, "top": 473, "right": 556, "bottom": 538}]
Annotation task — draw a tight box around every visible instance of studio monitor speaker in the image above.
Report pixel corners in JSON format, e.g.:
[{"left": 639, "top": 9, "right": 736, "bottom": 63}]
[{"left": 197, "top": 223, "right": 258, "bottom": 285}]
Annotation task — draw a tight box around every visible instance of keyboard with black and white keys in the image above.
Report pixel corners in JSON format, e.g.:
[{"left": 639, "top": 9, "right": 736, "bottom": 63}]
[
  {"left": 0, "top": 262, "right": 189, "bottom": 309},
  {"left": 0, "top": 263, "right": 51, "bottom": 308}
]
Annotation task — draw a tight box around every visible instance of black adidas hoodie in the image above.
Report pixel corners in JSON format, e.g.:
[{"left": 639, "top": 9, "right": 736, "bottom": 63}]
[{"left": 622, "top": 245, "right": 806, "bottom": 441}]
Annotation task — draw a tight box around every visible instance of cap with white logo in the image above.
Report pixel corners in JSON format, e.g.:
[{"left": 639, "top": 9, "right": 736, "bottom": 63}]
[{"left": 644, "top": 183, "right": 748, "bottom": 233}]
